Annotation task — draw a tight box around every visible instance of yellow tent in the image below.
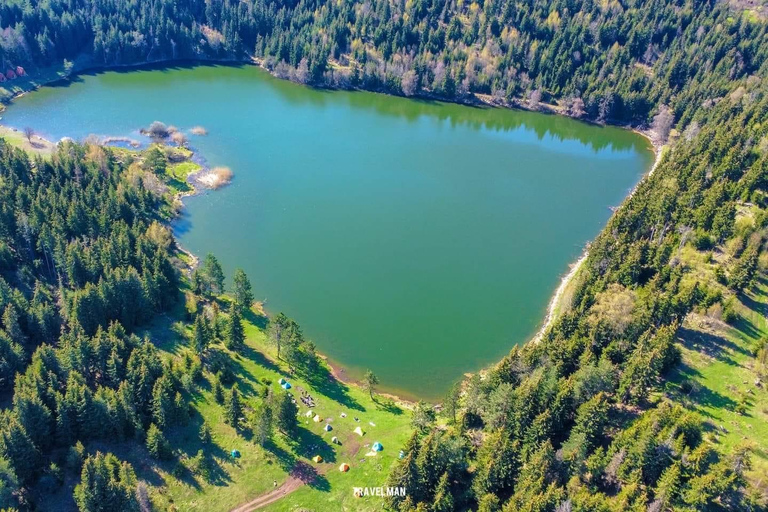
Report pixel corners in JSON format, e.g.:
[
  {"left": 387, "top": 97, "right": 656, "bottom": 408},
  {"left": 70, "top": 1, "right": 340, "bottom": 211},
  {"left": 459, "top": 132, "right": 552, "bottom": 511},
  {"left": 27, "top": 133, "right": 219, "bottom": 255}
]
[
  {"left": 354, "top": 426, "right": 364, "bottom": 436},
  {"left": 313, "top": 455, "right": 323, "bottom": 463},
  {"left": 339, "top": 463, "right": 350, "bottom": 472},
  {"left": 313, "top": 414, "right": 323, "bottom": 423}
]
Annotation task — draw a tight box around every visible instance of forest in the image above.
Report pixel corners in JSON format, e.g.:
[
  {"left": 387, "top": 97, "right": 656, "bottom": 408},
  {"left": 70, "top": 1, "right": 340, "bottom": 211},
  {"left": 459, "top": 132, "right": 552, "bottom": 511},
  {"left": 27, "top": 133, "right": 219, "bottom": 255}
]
[
  {"left": 0, "top": 0, "right": 765, "bottom": 125},
  {"left": 0, "top": 0, "right": 767, "bottom": 511}
]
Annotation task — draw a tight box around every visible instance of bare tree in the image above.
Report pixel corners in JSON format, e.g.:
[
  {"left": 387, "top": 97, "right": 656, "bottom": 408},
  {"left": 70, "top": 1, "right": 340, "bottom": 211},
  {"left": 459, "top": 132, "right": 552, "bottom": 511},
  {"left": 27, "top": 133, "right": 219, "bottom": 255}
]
[
  {"left": 569, "top": 96, "right": 586, "bottom": 118},
  {"left": 295, "top": 58, "right": 310, "bottom": 85},
  {"left": 401, "top": 70, "right": 418, "bottom": 97},
  {"left": 23, "top": 126, "right": 34, "bottom": 144},
  {"left": 528, "top": 89, "right": 542, "bottom": 110},
  {"left": 651, "top": 105, "right": 675, "bottom": 144}
]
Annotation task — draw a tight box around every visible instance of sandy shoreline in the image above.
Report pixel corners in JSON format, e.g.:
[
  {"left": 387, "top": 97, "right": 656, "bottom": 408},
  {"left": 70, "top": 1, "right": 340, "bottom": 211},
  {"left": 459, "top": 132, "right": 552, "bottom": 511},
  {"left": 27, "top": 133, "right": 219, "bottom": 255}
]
[
  {"left": 0, "top": 61, "right": 665, "bottom": 405},
  {"left": 532, "top": 135, "right": 665, "bottom": 343}
]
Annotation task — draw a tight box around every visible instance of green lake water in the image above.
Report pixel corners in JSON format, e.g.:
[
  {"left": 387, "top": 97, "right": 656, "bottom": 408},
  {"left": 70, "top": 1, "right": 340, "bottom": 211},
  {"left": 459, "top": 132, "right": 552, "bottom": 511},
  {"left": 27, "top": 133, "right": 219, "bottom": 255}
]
[{"left": 1, "top": 64, "right": 654, "bottom": 400}]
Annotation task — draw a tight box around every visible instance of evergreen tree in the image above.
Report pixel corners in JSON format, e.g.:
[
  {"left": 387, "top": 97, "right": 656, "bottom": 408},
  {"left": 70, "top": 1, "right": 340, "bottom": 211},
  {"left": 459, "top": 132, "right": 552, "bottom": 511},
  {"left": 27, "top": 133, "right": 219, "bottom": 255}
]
[
  {"left": 225, "top": 308, "right": 245, "bottom": 352},
  {"left": 232, "top": 269, "right": 254, "bottom": 313},
  {"left": 145, "top": 424, "right": 171, "bottom": 460},
  {"left": 271, "top": 390, "right": 298, "bottom": 437},
  {"left": 225, "top": 385, "right": 242, "bottom": 429},
  {"left": 74, "top": 452, "right": 139, "bottom": 512},
  {"left": 432, "top": 472, "right": 454, "bottom": 512},
  {"left": 192, "top": 314, "right": 210, "bottom": 354}
]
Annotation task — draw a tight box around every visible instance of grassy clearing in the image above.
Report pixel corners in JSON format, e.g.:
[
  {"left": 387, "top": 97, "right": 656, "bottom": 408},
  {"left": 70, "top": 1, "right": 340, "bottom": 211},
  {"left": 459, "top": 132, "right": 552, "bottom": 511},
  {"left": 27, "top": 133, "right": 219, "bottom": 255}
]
[
  {"left": 167, "top": 160, "right": 201, "bottom": 194},
  {"left": 0, "top": 125, "right": 56, "bottom": 157},
  {"left": 137, "top": 297, "right": 412, "bottom": 511},
  {"left": 667, "top": 265, "right": 768, "bottom": 494}
]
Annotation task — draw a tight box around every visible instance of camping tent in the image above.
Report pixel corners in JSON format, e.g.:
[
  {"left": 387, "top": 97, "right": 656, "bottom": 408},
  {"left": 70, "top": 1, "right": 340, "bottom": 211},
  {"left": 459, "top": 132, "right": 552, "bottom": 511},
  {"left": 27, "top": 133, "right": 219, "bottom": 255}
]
[
  {"left": 331, "top": 436, "right": 339, "bottom": 444},
  {"left": 305, "top": 410, "right": 313, "bottom": 417},
  {"left": 313, "top": 414, "right": 323, "bottom": 422},
  {"left": 339, "top": 463, "right": 350, "bottom": 472},
  {"left": 372, "top": 442, "right": 383, "bottom": 452},
  {"left": 354, "top": 426, "right": 364, "bottom": 436},
  {"left": 282, "top": 382, "right": 292, "bottom": 389},
  {"left": 312, "top": 455, "right": 323, "bottom": 463},
  {"left": 231, "top": 449, "right": 241, "bottom": 459},
  {"left": 324, "top": 424, "right": 332, "bottom": 432},
  {"left": 278, "top": 378, "right": 286, "bottom": 385}
]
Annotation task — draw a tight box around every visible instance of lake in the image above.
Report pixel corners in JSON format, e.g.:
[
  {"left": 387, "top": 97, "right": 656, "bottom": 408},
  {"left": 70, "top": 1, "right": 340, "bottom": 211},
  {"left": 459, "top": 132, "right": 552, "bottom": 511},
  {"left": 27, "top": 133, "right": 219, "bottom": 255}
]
[{"left": 1, "top": 63, "right": 654, "bottom": 400}]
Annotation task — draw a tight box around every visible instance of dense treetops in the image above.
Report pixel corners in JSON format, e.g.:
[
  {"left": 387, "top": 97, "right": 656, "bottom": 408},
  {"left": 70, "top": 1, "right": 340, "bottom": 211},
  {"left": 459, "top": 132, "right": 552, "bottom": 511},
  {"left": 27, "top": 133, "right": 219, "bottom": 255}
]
[{"left": 1, "top": 0, "right": 766, "bottom": 125}]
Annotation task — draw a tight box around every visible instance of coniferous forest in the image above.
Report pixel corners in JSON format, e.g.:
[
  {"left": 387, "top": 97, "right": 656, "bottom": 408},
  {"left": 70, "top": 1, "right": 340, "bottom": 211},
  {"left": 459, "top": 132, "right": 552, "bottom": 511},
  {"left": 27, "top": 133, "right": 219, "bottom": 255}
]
[{"left": 0, "top": 0, "right": 768, "bottom": 511}]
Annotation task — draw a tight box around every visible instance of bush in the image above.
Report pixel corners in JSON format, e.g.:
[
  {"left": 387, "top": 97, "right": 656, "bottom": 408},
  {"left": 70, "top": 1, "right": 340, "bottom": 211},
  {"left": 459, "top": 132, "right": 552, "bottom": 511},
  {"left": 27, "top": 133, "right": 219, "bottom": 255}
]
[{"left": 722, "top": 299, "right": 738, "bottom": 325}]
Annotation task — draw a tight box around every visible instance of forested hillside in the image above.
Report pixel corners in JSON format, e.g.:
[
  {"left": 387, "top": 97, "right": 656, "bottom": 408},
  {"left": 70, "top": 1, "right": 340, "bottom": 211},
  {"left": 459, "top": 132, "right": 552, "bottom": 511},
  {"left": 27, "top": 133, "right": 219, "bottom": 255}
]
[
  {"left": 0, "top": 0, "right": 766, "bottom": 124},
  {"left": 385, "top": 50, "right": 768, "bottom": 512},
  {"left": 0, "top": 0, "right": 767, "bottom": 511}
]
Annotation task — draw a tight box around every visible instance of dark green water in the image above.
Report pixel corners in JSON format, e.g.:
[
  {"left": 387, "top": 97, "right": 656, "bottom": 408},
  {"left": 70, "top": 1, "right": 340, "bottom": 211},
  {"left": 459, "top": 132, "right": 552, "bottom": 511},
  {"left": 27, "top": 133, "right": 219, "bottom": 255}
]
[{"left": 2, "top": 64, "right": 653, "bottom": 400}]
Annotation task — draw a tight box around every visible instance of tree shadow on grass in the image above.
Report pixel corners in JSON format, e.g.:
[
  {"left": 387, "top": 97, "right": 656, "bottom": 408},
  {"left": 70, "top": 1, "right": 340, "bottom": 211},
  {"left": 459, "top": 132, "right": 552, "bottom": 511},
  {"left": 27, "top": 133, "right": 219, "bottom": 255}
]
[
  {"left": 244, "top": 309, "right": 268, "bottom": 330},
  {"left": 291, "top": 460, "right": 330, "bottom": 492},
  {"left": 677, "top": 327, "right": 747, "bottom": 366},
  {"left": 239, "top": 344, "right": 280, "bottom": 374},
  {"left": 373, "top": 397, "right": 404, "bottom": 415},
  {"left": 669, "top": 361, "right": 738, "bottom": 419},
  {"left": 303, "top": 364, "right": 365, "bottom": 412},
  {"left": 289, "top": 427, "right": 336, "bottom": 464},
  {"left": 732, "top": 313, "right": 764, "bottom": 344}
]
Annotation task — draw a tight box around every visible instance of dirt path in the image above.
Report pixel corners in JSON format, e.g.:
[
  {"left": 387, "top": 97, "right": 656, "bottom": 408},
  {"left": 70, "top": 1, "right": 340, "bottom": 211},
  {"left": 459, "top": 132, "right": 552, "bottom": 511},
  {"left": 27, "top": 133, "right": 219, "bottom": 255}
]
[{"left": 230, "top": 461, "right": 325, "bottom": 512}]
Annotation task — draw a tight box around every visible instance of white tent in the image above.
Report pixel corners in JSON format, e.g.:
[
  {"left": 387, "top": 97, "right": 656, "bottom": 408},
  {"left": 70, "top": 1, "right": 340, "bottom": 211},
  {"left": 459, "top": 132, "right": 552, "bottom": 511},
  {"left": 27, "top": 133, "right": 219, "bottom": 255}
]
[{"left": 354, "top": 426, "right": 364, "bottom": 436}]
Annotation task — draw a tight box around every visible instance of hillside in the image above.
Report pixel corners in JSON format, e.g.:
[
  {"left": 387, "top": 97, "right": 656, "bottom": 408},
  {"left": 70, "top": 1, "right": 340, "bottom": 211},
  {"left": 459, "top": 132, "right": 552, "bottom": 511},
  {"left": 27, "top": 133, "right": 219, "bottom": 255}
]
[{"left": 0, "top": 0, "right": 767, "bottom": 511}]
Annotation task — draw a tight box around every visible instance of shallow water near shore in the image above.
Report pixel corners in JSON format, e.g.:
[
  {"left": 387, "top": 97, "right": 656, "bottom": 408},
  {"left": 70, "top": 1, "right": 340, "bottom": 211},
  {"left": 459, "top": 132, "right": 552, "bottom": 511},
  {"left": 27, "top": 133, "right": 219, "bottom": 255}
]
[{"left": 2, "top": 63, "right": 654, "bottom": 400}]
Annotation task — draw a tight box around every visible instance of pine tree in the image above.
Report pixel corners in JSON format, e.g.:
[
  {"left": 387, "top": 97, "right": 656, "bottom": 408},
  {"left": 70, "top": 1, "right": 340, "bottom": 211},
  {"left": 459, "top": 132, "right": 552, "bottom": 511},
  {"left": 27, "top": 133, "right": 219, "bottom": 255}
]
[
  {"left": 251, "top": 402, "right": 273, "bottom": 446},
  {"left": 146, "top": 423, "right": 171, "bottom": 460},
  {"left": 271, "top": 390, "right": 298, "bottom": 437},
  {"left": 74, "top": 452, "right": 139, "bottom": 512},
  {"left": 152, "top": 377, "right": 175, "bottom": 430},
  {"left": 191, "top": 314, "right": 210, "bottom": 354},
  {"left": 201, "top": 254, "right": 225, "bottom": 296},
  {"left": 199, "top": 422, "right": 212, "bottom": 445},
  {"left": 232, "top": 269, "right": 254, "bottom": 313},
  {"left": 225, "top": 385, "right": 242, "bottom": 429},
  {"left": 432, "top": 472, "right": 454, "bottom": 512},
  {"left": 225, "top": 308, "right": 245, "bottom": 352},
  {"left": 0, "top": 421, "right": 41, "bottom": 484},
  {"left": 213, "top": 374, "right": 225, "bottom": 404},
  {"left": 2, "top": 306, "right": 26, "bottom": 347}
]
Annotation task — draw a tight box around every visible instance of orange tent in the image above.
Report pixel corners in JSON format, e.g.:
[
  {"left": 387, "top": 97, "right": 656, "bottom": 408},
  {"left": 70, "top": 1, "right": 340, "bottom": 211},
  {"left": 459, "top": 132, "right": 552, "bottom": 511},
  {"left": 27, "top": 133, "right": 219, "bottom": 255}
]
[{"left": 339, "top": 463, "right": 350, "bottom": 472}]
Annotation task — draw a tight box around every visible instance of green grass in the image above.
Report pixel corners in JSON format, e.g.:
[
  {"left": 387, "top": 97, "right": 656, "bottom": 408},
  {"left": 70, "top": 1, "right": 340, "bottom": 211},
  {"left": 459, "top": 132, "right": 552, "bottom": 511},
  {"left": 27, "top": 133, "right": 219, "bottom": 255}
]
[
  {"left": 667, "top": 272, "right": 768, "bottom": 491},
  {"left": 0, "top": 126, "right": 56, "bottom": 158},
  {"left": 136, "top": 297, "right": 412, "bottom": 511},
  {"left": 166, "top": 160, "right": 201, "bottom": 194}
]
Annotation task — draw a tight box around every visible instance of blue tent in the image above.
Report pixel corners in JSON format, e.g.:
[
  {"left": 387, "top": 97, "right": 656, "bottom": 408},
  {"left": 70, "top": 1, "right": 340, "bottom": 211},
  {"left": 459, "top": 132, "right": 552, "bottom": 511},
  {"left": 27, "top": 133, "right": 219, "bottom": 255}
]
[
  {"left": 372, "top": 442, "right": 383, "bottom": 452},
  {"left": 231, "top": 449, "right": 241, "bottom": 459},
  {"left": 282, "top": 382, "right": 292, "bottom": 389},
  {"left": 278, "top": 378, "right": 286, "bottom": 385}
]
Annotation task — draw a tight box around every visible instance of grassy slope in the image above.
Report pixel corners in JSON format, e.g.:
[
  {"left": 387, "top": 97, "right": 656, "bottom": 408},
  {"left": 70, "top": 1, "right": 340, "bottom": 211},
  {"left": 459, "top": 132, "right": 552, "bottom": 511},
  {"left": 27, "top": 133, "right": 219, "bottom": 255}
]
[
  {"left": 140, "top": 298, "right": 412, "bottom": 512},
  {"left": 0, "top": 126, "right": 56, "bottom": 157},
  {"left": 20, "top": 142, "right": 411, "bottom": 510},
  {"left": 666, "top": 245, "right": 768, "bottom": 494}
]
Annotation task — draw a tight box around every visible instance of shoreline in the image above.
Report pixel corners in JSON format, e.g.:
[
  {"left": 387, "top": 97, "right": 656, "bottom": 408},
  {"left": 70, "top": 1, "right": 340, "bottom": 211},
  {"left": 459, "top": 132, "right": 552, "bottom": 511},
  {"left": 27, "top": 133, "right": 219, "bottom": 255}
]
[
  {"left": 0, "top": 59, "right": 663, "bottom": 405},
  {"left": 532, "top": 137, "right": 665, "bottom": 343}
]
